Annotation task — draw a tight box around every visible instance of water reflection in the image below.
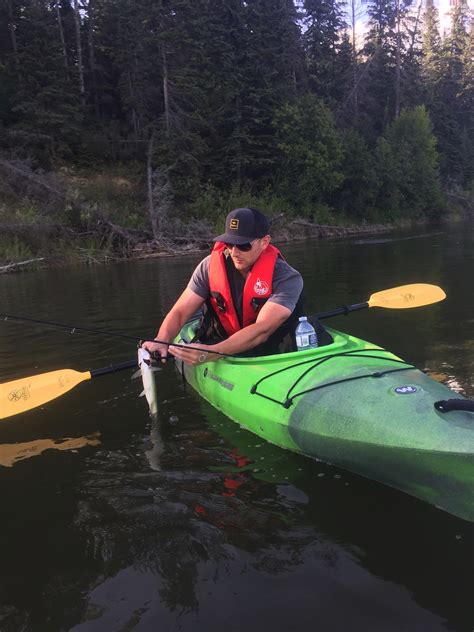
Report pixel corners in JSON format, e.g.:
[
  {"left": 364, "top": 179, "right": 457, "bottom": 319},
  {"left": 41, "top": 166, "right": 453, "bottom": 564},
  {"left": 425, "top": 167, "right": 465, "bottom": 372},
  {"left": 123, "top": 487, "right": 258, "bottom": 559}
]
[
  {"left": 144, "top": 413, "right": 164, "bottom": 472},
  {"left": 0, "top": 432, "right": 100, "bottom": 467},
  {"left": 43, "top": 394, "right": 468, "bottom": 631},
  {"left": 0, "top": 221, "right": 472, "bottom": 631}
]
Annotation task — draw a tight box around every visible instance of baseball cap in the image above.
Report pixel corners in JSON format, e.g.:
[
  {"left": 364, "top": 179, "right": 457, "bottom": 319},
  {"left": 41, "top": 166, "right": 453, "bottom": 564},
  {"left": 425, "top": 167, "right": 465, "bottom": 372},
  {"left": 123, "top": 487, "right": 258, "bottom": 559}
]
[{"left": 213, "top": 208, "right": 270, "bottom": 245}]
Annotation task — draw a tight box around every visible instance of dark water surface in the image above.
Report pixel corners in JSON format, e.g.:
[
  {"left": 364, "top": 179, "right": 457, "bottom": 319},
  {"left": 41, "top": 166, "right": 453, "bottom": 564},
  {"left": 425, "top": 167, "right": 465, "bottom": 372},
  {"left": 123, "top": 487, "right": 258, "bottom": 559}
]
[{"left": 0, "top": 221, "right": 473, "bottom": 631}]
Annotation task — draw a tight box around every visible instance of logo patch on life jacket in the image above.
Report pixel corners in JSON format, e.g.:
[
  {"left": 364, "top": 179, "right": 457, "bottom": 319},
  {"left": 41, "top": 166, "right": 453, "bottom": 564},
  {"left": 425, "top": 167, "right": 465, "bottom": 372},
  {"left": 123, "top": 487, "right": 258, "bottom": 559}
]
[
  {"left": 393, "top": 385, "right": 418, "bottom": 394},
  {"left": 229, "top": 219, "right": 239, "bottom": 230},
  {"left": 254, "top": 278, "right": 269, "bottom": 296}
]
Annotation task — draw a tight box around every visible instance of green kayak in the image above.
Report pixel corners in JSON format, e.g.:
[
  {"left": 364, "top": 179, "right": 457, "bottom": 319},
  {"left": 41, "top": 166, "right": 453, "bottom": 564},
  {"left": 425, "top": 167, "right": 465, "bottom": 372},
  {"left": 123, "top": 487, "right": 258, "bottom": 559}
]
[{"left": 175, "top": 319, "right": 474, "bottom": 521}]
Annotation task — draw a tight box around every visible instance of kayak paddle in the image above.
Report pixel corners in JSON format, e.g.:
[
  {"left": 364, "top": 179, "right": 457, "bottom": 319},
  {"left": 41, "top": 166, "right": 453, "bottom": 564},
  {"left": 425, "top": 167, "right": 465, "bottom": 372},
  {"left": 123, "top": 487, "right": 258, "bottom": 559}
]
[
  {"left": 315, "top": 283, "right": 446, "bottom": 320},
  {"left": 0, "top": 359, "right": 137, "bottom": 421}
]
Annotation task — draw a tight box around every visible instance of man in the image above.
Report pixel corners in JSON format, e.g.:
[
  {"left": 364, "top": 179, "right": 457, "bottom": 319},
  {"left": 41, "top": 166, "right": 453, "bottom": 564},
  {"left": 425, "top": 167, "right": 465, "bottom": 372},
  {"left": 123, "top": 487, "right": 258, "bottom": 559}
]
[{"left": 143, "top": 207, "right": 304, "bottom": 365}]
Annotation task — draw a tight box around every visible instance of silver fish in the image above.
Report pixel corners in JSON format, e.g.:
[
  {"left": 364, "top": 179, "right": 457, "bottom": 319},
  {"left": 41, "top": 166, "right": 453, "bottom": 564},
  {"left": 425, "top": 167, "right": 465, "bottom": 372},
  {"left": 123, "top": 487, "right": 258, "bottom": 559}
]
[{"left": 135, "top": 348, "right": 160, "bottom": 417}]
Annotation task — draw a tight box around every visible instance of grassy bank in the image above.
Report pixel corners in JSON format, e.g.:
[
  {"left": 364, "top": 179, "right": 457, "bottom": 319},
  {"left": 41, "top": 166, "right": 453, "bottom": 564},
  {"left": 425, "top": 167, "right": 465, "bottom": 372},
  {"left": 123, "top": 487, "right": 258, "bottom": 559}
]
[{"left": 1, "top": 163, "right": 470, "bottom": 273}]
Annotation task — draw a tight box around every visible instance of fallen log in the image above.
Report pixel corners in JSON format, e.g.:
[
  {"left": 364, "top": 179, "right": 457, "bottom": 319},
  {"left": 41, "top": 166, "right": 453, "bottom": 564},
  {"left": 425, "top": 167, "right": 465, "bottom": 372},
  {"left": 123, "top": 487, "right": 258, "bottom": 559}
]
[{"left": 0, "top": 257, "right": 45, "bottom": 273}]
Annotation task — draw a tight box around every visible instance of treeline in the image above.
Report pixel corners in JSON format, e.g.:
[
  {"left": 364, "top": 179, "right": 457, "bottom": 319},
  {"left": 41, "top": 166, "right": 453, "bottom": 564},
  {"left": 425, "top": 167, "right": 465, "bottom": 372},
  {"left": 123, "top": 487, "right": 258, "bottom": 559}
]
[{"left": 0, "top": 0, "right": 473, "bottom": 231}]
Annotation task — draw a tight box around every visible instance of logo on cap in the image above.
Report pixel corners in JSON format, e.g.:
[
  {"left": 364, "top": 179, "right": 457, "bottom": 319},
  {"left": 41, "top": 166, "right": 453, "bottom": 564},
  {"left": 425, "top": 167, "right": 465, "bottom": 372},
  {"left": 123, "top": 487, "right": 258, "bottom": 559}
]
[{"left": 229, "top": 219, "right": 239, "bottom": 230}]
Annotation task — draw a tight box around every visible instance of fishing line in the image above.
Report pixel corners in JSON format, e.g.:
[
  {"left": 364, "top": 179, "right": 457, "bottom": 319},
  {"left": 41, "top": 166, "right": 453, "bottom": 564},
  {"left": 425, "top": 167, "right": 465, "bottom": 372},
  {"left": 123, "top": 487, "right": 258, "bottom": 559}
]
[{"left": 1, "top": 313, "right": 230, "bottom": 357}]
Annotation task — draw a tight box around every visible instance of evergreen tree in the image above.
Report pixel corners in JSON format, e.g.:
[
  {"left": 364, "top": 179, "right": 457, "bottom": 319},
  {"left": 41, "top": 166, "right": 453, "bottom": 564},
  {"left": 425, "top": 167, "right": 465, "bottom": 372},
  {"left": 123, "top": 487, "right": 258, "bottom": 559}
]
[
  {"left": 1, "top": 0, "right": 471, "bottom": 225},
  {"left": 422, "top": 0, "right": 442, "bottom": 81},
  {"left": 400, "top": 1, "right": 425, "bottom": 110},
  {"left": 0, "top": 0, "right": 18, "bottom": 130},
  {"left": 337, "top": 129, "right": 379, "bottom": 217},
  {"left": 303, "top": 0, "right": 348, "bottom": 104},
  {"left": 374, "top": 105, "right": 444, "bottom": 217},
  {"left": 274, "top": 94, "right": 344, "bottom": 211},
  {"left": 334, "top": 31, "right": 358, "bottom": 125},
  {"left": 358, "top": 0, "right": 397, "bottom": 137},
  {"left": 460, "top": 18, "right": 473, "bottom": 186},
  {"left": 429, "top": 2, "right": 471, "bottom": 184},
  {"left": 231, "top": 0, "right": 304, "bottom": 189},
  {"left": 4, "top": 0, "right": 82, "bottom": 165}
]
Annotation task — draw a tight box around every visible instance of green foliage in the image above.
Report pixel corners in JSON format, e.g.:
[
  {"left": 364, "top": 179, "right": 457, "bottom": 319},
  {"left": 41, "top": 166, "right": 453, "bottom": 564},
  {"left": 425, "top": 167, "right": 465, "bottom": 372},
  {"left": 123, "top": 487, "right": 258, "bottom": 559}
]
[
  {"left": 190, "top": 183, "right": 293, "bottom": 228},
  {"left": 374, "top": 106, "right": 445, "bottom": 218},
  {"left": 338, "top": 129, "right": 380, "bottom": 218},
  {"left": 0, "top": 236, "right": 33, "bottom": 263},
  {"left": 74, "top": 164, "right": 145, "bottom": 227},
  {"left": 274, "top": 95, "right": 344, "bottom": 212},
  {"left": 1, "top": 0, "right": 468, "bottom": 239},
  {"left": 303, "top": 0, "right": 348, "bottom": 104},
  {"left": 422, "top": 3, "right": 473, "bottom": 186},
  {"left": 3, "top": 1, "right": 83, "bottom": 167}
]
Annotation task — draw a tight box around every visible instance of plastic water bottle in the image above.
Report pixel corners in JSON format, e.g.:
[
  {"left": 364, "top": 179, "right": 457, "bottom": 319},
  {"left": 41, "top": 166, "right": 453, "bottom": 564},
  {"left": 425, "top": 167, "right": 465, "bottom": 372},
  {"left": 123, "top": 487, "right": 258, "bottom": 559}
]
[{"left": 295, "top": 316, "right": 318, "bottom": 351}]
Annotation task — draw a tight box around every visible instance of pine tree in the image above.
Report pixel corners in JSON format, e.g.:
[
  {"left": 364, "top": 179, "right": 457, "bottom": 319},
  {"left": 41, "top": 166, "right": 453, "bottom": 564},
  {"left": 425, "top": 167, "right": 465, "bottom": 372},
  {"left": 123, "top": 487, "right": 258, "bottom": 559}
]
[
  {"left": 5, "top": 0, "right": 82, "bottom": 165},
  {"left": 230, "top": 0, "right": 304, "bottom": 189},
  {"left": 430, "top": 2, "right": 471, "bottom": 184},
  {"left": 274, "top": 94, "right": 344, "bottom": 211},
  {"left": 422, "top": 0, "right": 442, "bottom": 81},
  {"left": 303, "top": 0, "right": 348, "bottom": 104},
  {"left": 374, "top": 105, "right": 444, "bottom": 217},
  {"left": 460, "top": 18, "right": 473, "bottom": 186},
  {"left": 358, "top": 0, "right": 398, "bottom": 137},
  {"left": 358, "top": 0, "right": 424, "bottom": 138}
]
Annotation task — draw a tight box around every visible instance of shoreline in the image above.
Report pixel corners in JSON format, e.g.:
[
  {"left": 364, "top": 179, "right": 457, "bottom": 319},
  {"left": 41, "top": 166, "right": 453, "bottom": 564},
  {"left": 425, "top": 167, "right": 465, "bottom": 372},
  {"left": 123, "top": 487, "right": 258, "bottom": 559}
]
[
  {"left": 2, "top": 212, "right": 470, "bottom": 274},
  {"left": 0, "top": 217, "right": 395, "bottom": 273}
]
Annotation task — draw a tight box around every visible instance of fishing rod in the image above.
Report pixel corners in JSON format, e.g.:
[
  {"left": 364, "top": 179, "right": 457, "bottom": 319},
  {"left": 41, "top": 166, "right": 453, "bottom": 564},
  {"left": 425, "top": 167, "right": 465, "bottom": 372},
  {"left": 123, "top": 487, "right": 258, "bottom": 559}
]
[
  {"left": 1, "top": 284, "right": 445, "bottom": 356},
  {"left": 2, "top": 283, "right": 446, "bottom": 346},
  {"left": 0, "top": 313, "right": 229, "bottom": 357}
]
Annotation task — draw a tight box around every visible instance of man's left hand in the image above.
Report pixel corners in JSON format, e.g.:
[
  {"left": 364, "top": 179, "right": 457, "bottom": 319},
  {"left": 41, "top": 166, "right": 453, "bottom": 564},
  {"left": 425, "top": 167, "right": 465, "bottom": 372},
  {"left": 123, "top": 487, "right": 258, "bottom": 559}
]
[{"left": 168, "top": 343, "right": 219, "bottom": 366}]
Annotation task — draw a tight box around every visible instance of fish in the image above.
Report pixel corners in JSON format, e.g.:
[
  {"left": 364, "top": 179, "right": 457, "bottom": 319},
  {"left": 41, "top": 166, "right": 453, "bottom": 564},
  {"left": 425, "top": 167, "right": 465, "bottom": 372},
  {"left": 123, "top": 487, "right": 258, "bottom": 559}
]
[{"left": 134, "top": 348, "right": 160, "bottom": 417}]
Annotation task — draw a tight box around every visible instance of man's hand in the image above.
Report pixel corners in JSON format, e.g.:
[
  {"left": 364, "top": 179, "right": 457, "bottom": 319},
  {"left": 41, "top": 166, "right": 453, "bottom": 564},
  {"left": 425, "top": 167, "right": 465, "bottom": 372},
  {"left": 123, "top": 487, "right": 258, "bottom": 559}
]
[
  {"left": 168, "top": 343, "right": 219, "bottom": 366},
  {"left": 142, "top": 340, "right": 169, "bottom": 363},
  {"left": 142, "top": 288, "right": 206, "bottom": 364}
]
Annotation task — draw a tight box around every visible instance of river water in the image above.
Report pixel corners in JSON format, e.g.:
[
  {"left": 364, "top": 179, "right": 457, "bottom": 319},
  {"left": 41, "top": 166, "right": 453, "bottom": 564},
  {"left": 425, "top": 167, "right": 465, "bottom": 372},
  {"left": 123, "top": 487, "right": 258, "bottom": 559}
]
[{"left": 0, "top": 220, "right": 473, "bottom": 631}]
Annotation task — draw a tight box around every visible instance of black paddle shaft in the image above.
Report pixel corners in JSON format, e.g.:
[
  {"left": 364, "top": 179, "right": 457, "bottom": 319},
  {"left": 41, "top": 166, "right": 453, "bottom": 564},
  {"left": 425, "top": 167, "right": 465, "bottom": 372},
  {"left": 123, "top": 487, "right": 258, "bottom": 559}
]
[
  {"left": 90, "top": 359, "right": 137, "bottom": 378},
  {"left": 315, "top": 302, "right": 369, "bottom": 320}
]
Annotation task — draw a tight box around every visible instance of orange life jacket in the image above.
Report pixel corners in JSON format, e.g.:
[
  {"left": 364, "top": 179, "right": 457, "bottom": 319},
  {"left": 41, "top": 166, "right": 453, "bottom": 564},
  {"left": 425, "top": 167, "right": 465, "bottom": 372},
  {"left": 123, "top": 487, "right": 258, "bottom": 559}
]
[{"left": 208, "top": 242, "right": 282, "bottom": 336}]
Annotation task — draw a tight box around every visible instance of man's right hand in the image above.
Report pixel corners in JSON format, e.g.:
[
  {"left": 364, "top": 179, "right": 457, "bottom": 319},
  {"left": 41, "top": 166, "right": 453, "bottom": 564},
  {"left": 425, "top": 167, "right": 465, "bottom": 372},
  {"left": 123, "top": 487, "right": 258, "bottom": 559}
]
[{"left": 141, "top": 340, "right": 169, "bottom": 363}]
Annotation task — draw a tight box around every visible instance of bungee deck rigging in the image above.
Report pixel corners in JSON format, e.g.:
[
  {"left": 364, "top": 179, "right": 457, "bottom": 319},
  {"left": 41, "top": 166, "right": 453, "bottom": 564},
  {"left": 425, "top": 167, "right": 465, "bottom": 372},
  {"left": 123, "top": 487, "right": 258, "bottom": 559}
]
[{"left": 249, "top": 347, "right": 416, "bottom": 408}]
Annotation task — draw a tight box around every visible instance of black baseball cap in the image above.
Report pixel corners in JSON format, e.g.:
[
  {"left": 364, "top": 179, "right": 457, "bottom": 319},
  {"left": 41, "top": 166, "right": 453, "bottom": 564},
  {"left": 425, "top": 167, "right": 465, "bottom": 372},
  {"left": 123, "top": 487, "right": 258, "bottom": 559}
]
[{"left": 213, "top": 207, "right": 270, "bottom": 245}]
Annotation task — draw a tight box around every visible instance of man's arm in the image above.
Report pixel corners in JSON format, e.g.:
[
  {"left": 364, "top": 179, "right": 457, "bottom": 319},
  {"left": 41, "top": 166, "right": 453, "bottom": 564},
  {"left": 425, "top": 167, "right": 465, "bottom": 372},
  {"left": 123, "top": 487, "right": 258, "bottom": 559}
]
[
  {"left": 143, "top": 288, "right": 205, "bottom": 360},
  {"left": 169, "top": 300, "right": 291, "bottom": 365}
]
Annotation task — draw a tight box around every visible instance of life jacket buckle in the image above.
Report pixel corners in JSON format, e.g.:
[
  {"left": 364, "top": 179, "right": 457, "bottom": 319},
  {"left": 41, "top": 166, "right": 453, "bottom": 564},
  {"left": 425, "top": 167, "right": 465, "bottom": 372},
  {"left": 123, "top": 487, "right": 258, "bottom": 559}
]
[
  {"left": 211, "top": 291, "right": 227, "bottom": 313},
  {"left": 251, "top": 297, "right": 267, "bottom": 312}
]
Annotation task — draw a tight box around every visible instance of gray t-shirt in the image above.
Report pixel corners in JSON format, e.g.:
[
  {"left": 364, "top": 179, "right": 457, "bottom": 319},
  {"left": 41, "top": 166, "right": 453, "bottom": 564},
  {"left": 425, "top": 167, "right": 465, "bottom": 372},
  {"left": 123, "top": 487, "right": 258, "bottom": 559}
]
[{"left": 188, "top": 254, "right": 303, "bottom": 313}]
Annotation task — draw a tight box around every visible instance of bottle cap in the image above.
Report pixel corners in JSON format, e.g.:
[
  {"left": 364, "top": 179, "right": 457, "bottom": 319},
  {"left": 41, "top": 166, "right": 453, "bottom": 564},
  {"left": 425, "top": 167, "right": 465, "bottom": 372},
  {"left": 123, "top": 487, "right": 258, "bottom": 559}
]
[{"left": 298, "top": 316, "right": 307, "bottom": 322}]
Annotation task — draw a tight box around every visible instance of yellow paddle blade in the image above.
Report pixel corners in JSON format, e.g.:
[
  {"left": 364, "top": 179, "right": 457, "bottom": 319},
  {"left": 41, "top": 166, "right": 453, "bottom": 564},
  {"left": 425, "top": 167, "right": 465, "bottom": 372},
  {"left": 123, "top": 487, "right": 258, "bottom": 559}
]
[
  {"left": 368, "top": 284, "right": 446, "bottom": 309},
  {"left": 0, "top": 369, "right": 92, "bottom": 420}
]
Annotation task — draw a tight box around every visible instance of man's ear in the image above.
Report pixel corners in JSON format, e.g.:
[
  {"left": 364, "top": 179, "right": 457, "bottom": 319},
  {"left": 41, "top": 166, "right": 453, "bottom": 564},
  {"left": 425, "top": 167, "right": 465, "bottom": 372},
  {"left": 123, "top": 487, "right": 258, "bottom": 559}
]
[{"left": 261, "top": 235, "right": 271, "bottom": 249}]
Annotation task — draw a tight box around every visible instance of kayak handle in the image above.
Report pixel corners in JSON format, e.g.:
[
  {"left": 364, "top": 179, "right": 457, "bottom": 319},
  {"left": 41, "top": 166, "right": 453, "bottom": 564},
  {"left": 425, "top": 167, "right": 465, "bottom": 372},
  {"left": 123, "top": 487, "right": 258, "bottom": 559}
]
[{"left": 434, "top": 399, "right": 474, "bottom": 413}]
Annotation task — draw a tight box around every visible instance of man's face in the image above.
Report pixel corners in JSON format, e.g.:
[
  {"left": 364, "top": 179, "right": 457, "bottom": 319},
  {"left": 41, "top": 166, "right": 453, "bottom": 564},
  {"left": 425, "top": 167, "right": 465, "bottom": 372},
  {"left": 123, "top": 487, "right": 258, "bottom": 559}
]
[{"left": 226, "top": 235, "right": 271, "bottom": 275}]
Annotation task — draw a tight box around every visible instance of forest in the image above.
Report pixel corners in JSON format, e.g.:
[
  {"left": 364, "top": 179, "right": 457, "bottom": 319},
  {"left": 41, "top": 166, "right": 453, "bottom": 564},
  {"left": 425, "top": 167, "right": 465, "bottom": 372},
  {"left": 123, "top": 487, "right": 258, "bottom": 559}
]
[{"left": 0, "top": 0, "right": 472, "bottom": 264}]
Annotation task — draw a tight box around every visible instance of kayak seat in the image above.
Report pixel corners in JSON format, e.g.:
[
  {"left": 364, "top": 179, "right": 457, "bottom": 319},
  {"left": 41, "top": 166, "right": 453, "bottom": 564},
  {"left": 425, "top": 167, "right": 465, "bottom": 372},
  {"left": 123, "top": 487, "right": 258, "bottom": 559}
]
[
  {"left": 184, "top": 316, "right": 334, "bottom": 355},
  {"left": 308, "top": 317, "right": 334, "bottom": 347}
]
